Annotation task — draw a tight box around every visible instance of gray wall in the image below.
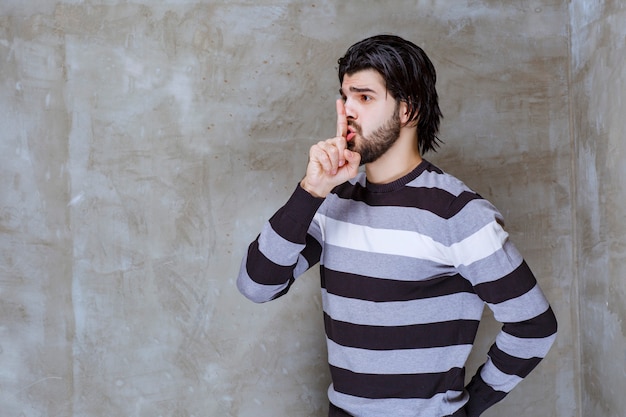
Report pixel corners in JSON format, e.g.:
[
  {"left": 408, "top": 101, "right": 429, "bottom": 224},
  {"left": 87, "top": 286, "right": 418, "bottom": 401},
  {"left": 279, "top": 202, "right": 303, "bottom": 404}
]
[
  {"left": 570, "top": 1, "right": 626, "bottom": 416},
  {"left": 0, "top": 1, "right": 622, "bottom": 416}
]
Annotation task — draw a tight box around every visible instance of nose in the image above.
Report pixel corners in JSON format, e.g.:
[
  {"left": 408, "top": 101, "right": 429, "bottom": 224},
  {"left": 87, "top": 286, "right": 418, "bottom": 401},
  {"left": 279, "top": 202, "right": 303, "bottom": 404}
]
[{"left": 344, "top": 98, "right": 357, "bottom": 120}]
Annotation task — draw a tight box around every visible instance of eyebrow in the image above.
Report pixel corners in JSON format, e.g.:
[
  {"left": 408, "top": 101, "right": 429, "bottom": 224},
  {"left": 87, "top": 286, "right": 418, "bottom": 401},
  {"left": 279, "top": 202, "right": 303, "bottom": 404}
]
[{"left": 339, "top": 86, "right": 377, "bottom": 96}]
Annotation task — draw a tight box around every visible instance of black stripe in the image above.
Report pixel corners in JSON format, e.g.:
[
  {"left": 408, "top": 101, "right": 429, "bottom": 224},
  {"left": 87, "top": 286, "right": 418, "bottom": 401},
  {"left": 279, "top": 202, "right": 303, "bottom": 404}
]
[
  {"left": 487, "top": 344, "right": 542, "bottom": 378},
  {"left": 424, "top": 162, "right": 444, "bottom": 175},
  {"left": 465, "top": 367, "right": 507, "bottom": 415},
  {"left": 246, "top": 233, "right": 321, "bottom": 286},
  {"left": 328, "top": 402, "right": 352, "bottom": 417},
  {"left": 324, "top": 313, "right": 480, "bottom": 350},
  {"left": 502, "top": 307, "right": 558, "bottom": 338},
  {"left": 267, "top": 184, "right": 324, "bottom": 244},
  {"left": 473, "top": 261, "right": 537, "bottom": 304},
  {"left": 322, "top": 269, "right": 475, "bottom": 302},
  {"left": 271, "top": 277, "right": 296, "bottom": 300},
  {"left": 329, "top": 364, "right": 465, "bottom": 399},
  {"left": 246, "top": 240, "right": 294, "bottom": 286},
  {"left": 302, "top": 233, "right": 323, "bottom": 267},
  {"left": 447, "top": 190, "right": 484, "bottom": 218},
  {"left": 333, "top": 182, "right": 481, "bottom": 220}
]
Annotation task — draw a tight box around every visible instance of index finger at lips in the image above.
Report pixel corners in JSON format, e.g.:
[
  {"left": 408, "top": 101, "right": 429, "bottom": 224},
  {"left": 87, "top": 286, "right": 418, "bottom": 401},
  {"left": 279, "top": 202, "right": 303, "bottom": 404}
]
[{"left": 336, "top": 98, "right": 347, "bottom": 138}]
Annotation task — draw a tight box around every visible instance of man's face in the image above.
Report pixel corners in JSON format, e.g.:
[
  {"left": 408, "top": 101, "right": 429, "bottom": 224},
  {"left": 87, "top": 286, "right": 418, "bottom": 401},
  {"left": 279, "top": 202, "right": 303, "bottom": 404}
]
[{"left": 340, "top": 69, "right": 402, "bottom": 165}]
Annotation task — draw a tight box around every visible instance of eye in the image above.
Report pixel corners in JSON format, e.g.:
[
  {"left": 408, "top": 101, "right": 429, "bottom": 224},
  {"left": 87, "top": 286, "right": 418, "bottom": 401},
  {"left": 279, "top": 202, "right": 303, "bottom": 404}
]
[{"left": 361, "top": 95, "right": 372, "bottom": 102}]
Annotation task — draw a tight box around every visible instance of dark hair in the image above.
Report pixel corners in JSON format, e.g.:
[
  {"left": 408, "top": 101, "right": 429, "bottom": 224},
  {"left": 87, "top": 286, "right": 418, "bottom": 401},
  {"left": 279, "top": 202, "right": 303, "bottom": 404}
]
[{"left": 338, "top": 34, "right": 443, "bottom": 154}]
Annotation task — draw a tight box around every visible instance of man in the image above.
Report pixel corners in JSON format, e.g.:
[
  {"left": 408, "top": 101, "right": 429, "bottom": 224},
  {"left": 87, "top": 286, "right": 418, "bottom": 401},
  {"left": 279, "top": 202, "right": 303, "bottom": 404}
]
[{"left": 237, "top": 34, "right": 557, "bottom": 417}]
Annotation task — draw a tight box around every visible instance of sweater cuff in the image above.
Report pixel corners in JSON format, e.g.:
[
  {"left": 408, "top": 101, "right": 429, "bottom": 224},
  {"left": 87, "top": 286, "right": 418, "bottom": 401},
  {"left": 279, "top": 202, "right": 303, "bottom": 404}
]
[
  {"left": 268, "top": 183, "right": 325, "bottom": 242},
  {"left": 464, "top": 367, "right": 507, "bottom": 417}
]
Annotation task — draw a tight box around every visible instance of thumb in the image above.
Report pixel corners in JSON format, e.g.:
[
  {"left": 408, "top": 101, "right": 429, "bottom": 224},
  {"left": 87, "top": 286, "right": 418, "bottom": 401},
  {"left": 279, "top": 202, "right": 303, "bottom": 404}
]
[
  {"left": 344, "top": 149, "right": 361, "bottom": 165},
  {"left": 343, "top": 149, "right": 361, "bottom": 177}
]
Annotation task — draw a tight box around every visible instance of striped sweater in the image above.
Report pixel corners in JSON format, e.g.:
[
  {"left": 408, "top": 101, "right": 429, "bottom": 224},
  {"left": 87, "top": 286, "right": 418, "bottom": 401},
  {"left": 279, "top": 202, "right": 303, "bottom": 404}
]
[{"left": 237, "top": 160, "right": 557, "bottom": 417}]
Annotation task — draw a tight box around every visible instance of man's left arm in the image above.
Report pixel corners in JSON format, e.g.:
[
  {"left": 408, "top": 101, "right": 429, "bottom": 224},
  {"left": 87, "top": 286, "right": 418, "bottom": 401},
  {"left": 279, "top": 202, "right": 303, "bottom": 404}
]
[
  {"left": 464, "top": 259, "right": 557, "bottom": 417},
  {"left": 448, "top": 198, "right": 558, "bottom": 417}
]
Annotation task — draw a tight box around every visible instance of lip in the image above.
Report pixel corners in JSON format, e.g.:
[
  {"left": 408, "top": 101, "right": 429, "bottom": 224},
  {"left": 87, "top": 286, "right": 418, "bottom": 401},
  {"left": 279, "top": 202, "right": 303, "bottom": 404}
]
[{"left": 346, "top": 125, "right": 357, "bottom": 142}]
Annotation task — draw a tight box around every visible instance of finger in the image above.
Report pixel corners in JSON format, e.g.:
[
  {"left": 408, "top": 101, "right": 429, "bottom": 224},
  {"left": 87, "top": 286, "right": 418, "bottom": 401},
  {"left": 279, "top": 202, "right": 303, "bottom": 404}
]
[
  {"left": 312, "top": 141, "right": 338, "bottom": 174},
  {"left": 336, "top": 98, "right": 347, "bottom": 138},
  {"left": 327, "top": 136, "right": 348, "bottom": 168},
  {"left": 322, "top": 140, "right": 342, "bottom": 174},
  {"left": 344, "top": 148, "right": 361, "bottom": 168}
]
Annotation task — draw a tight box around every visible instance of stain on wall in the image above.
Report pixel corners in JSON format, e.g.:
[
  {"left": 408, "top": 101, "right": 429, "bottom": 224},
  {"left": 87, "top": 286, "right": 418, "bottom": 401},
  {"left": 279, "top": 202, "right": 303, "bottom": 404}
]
[{"left": 2, "top": 1, "right": 620, "bottom": 416}]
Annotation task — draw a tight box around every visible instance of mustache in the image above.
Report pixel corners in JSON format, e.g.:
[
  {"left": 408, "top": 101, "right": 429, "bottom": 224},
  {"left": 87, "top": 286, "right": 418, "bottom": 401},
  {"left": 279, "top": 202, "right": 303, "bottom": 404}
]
[{"left": 347, "top": 121, "right": 362, "bottom": 135}]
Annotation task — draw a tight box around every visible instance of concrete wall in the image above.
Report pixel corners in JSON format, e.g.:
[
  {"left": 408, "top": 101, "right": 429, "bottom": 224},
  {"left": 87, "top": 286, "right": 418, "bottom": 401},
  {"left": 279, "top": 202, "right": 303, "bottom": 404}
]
[
  {"left": 0, "top": 1, "right": 618, "bottom": 416},
  {"left": 570, "top": 1, "right": 626, "bottom": 417}
]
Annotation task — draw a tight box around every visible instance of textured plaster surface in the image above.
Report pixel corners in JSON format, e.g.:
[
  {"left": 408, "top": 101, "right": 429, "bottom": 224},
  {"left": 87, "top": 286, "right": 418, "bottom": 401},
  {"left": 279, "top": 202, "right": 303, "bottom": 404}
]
[
  {"left": 0, "top": 1, "right": 601, "bottom": 416},
  {"left": 570, "top": 1, "right": 626, "bottom": 416}
]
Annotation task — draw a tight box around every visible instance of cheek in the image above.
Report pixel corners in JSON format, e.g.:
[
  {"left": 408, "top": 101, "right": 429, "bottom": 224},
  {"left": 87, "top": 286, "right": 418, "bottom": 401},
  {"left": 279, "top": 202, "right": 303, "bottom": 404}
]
[{"left": 362, "top": 117, "right": 383, "bottom": 135}]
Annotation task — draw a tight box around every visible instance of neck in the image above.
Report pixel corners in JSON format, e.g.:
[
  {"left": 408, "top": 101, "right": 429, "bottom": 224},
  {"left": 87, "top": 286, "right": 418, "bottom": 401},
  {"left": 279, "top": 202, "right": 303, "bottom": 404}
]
[{"left": 365, "top": 128, "right": 422, "bottom": 184}]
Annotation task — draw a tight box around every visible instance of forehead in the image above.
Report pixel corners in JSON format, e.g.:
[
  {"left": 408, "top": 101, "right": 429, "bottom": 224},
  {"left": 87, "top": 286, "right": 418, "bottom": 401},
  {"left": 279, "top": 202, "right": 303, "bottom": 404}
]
[{"left": 341, "top": 69, "right": 386, "bottom": 94}]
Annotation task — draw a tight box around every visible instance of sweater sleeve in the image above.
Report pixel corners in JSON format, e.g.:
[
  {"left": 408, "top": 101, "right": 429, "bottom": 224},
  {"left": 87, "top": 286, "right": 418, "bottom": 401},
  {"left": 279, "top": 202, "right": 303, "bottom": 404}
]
[
  {"left": 236, "top": 184, "right": 325, "bottom": 303},
  {"left": 445, "top": 197, "right": 558, "bottom": 417}
]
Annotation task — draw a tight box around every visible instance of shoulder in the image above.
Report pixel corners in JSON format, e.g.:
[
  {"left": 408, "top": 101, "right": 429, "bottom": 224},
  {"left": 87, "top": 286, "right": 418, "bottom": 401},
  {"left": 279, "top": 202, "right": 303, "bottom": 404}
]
[
  {"left": 422, "top": 164, "right": 508, "bottom": 243},
  {"left": 409, "top": 160, "right": 475, "bottom": 198},
  {"left": 405, "top": 160, "right": 490, "bottom": 220}
]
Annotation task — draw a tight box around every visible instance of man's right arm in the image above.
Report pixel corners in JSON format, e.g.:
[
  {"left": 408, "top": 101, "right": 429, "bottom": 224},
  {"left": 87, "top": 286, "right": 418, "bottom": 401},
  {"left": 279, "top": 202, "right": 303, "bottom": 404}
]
[
  {"left": 236, "top": 184, "right": 325, "bottom": 303},
  {"left": 238, "top": 99, "right": 360, "bottom": 303}
]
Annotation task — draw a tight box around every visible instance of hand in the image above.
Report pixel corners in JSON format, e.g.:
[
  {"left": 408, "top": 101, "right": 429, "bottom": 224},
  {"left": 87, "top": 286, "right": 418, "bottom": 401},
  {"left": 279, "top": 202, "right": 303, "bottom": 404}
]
[{"left": 300, "top": 99, "right": 361, "bottom": 198}]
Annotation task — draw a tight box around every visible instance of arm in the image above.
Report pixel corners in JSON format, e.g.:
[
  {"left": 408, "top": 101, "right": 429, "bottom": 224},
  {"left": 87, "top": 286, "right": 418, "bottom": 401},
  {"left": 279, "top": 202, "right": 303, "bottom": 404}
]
[
  {"left": 447, "top": 198, "right": 558, "bottom": 416},
  {"left": 236, "top": 184, "right": 324, "bottom": 303},
  {"left": 464, "top": 259, "right": 557, "bottom": 416},
  {"left": 237, "top": 99, "right": 361, "bottom": 303}
]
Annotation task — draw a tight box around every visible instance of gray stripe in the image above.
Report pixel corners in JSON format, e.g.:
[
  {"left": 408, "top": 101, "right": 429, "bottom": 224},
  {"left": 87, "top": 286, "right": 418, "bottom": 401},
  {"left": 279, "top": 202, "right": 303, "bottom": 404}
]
[
  {"left": 322, "top": 194, "right": 504, "bottom": 248},
  {"left": 456, "top": 240, "right": 523, "bottom": 285},
  {"left": 258, "top": 221, "right": 306, "bottom": 266},
  {"left": 488, "top": 285, "right": 550, "bottom": 323},
  {"left": 236, "top": 256, "right": 288, "bottom": 303},
  {"left": 480, "top": 361, "right": 523, "bottom": 392},
  {"left": 293, "top": 253, "right": 313, "bottom": 278},
  {"left": 327, "top": 339, "right": 473, "bottom": 374},
  {"left": 324, "top": 194, "right": 452, "bottom": 241},
  {"left": 323, "top": 243, "right": 456, "bottom": 281},
  {"left": 408, "top": 167, "right": 471, "bottom": 196},
  {"left": 496, "top": 332, "right": 557, "bottom": 359},
  {"left": 322, "top": 289, "right": 485, "bottom": 326},
  {"left": 328, "top": 388, "right": 468, "bottom": 417}
]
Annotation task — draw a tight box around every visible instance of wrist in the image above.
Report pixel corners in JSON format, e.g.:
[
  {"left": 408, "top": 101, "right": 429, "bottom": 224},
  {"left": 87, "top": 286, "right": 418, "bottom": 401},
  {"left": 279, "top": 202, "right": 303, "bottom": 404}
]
[{"left": 300, "top": 178, "right": 327, "bottom": 199}]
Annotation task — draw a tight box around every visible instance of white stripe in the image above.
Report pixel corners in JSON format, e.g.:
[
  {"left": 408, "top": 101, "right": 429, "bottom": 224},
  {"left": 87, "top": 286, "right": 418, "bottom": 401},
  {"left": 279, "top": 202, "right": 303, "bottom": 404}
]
[
  {"left": 488, "top": 284, "right": 550, "bottom": 323},
  {"left": 322, "top": 289, "right": 484, "bottom": 326},
  {"left": 315, "top": 214, "right": 508, "bottom": 268},
  {"left": 316, "top": 214, "right": 450, "bottom": 263},
  {"left": 448, "top": 220, "right": 510, "bottom": 267},
  {"left": 327, "top": 339, "right": 473, "bottom": 374}
]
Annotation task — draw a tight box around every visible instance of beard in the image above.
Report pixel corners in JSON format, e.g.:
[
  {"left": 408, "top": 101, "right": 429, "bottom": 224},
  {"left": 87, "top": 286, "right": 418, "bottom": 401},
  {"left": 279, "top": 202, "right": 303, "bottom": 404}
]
[{"left": 347, "top": 105, "right": 402, "bottom": 165}]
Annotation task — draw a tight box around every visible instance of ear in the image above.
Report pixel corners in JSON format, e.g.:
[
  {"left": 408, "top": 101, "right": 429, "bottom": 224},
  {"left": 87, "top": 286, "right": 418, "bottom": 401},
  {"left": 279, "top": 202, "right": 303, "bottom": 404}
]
[{"left": 399, "top": 101, "right": 418, "bottom": 127}]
